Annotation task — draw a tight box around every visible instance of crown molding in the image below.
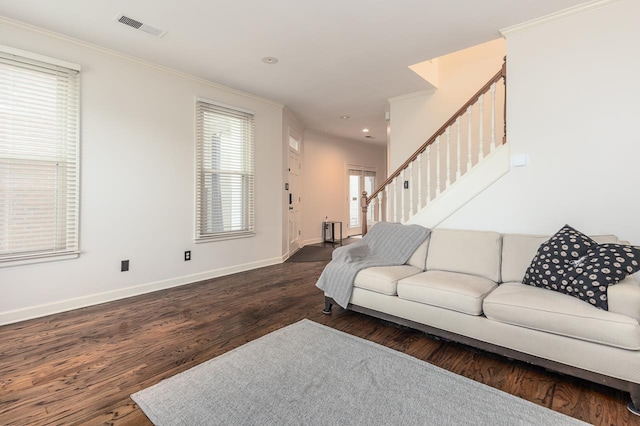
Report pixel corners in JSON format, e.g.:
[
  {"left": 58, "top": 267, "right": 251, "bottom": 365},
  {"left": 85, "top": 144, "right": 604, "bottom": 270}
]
[
  {"left": 0, "top": 16, "right": 284, "bottom": 109},
  {"left": 387, "top": 89, "right": 436, "bottom": 103},
  {"left": 500, "top": 0, "right": 622, "bottom": 36},
  {"left": 305, "top": 129, "right": 387, "bottom": 146}
]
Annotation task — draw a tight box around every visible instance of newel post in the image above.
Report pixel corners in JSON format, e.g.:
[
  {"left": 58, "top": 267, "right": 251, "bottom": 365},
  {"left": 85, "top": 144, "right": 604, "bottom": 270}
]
[{"left": 361, "top": 191, "right": 368, "bottom": 236}]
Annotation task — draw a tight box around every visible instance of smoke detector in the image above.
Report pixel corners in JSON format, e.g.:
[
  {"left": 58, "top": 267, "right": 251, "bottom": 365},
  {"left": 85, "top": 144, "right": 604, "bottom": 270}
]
[{"left": 115, "top": 14, "right": 166, "bottom": 38}]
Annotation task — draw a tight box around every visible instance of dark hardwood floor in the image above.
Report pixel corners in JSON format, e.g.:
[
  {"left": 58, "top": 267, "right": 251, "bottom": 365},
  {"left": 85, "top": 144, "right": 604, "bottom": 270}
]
[{"left": 1, "top": 255, "right": 638, "bottom": 425}]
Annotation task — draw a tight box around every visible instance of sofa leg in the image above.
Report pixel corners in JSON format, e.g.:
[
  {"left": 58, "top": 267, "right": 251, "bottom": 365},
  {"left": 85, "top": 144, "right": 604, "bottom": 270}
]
[
  {"left": 322, "top": 297, "right": 333, "bottom": 315},
  {"left": 629, "top": 386, "right": 640, "bottom": 416}
]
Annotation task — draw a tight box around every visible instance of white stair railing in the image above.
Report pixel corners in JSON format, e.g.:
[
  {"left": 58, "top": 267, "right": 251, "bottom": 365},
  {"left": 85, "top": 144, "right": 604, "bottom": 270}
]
[{"left": 363, "top": 60, "right": 506, "bottom": 234}]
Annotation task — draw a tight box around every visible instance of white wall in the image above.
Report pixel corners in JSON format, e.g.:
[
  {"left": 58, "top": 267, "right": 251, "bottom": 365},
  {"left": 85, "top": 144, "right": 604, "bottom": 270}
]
[
  {"left": 389, "top": 39, "right": 506, "bottom": 172},
  {"left": 440, "top": 0, "right": 640, "bottom": 245},
  {"left": 0, "top": 21, "right": 284, "bottom": 324},
  {"left": 302, "top": 131, "right": 386, "bottom": 243}
]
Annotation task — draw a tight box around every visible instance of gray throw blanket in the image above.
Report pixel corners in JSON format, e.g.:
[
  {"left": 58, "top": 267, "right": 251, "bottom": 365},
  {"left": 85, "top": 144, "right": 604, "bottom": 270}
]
[{"left": 316, "top": 222, "right": 431, "bottom": 308}]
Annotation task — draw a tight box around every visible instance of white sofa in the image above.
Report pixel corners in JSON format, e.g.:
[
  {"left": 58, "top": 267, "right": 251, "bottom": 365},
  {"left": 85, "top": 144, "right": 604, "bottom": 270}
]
[{"left": 321, "top": 228, "right": 640, "bottom": 413}]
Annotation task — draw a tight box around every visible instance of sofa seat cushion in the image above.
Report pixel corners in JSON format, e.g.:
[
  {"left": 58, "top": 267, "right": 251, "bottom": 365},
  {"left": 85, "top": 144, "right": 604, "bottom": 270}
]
[
  {"left": 483, "top": 282, "right": 640, "bottom": 350},
  {"left": 354, "top": 265, "right": 422, "bottom": 296},
  {"left": 397, "top": 271, "right": 498, "bottom": 316}
]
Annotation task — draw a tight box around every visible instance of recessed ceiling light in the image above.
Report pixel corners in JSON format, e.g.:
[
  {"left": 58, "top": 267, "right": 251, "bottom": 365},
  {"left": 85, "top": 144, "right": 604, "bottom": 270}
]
[
  {"left": 362, "top": 128, "right": 370, "bottom": 133},
  {"left": 262, "top": 57, "right": 279, "bottom": 64},
  {"left": 340, "top": 115, "right": 350, "bottom": 120}
]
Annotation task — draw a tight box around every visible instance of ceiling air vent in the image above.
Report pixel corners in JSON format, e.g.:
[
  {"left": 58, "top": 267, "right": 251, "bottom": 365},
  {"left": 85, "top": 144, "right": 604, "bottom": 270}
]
[{"left": 115, "top": 14, "right": 166, "bottom": 38}]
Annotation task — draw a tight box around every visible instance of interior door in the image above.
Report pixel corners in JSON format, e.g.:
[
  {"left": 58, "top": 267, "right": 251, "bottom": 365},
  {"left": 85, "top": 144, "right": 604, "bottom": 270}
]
[{"left": 288, "top": 149, "right": 302, "bottom": 254}]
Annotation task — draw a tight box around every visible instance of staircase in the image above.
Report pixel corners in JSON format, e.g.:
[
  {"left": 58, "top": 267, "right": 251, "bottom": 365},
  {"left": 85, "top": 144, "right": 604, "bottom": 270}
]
[{"left": 362, "top": 60, "right": 508, "bottom": 234}]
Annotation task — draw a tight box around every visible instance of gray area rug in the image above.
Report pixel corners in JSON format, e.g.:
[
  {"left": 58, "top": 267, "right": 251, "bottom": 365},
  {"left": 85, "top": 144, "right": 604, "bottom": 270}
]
[{"left": 131, "top": 320, "right": 587, "bottom": 426}]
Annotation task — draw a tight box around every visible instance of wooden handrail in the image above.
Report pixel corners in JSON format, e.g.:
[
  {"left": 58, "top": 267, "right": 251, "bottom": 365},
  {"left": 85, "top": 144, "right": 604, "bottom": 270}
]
[{"left": 367, "top": 60, "right": 506, "bottom": 204}]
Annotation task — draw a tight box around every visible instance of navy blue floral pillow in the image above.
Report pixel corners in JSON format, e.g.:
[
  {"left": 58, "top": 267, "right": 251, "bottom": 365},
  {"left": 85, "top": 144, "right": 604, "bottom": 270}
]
[
  {"left": 565, "top": 244, "right": 640, "bottom": 310},
  {"left": 524, "top": 225, "right": 640, "bottom": 310},
  {"left": 523, "top": 224, "right": 596, "bottom": 290}
]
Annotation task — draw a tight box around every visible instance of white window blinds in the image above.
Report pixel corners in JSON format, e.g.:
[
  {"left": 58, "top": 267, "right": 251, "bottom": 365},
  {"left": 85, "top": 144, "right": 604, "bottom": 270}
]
[
  {"left": 195, "top": 99, "right": 255, "bottom": 241},
  {"left": 0, "top": 48, "right": 80, "bottom": 264}
]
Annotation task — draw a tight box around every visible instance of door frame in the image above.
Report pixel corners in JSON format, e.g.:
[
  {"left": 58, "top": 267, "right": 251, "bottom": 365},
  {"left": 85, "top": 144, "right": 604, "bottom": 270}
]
[{"left": 287, "top": 128, "right": 302, "bottom": 255}]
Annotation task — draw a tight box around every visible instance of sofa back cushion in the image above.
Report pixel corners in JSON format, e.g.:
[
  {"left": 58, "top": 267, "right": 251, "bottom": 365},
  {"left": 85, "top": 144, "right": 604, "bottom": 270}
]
[
  {"left": 407, "top": 235, "right": 430, "bottom": 270},
  {"left": 426, "top": 229, "right": 502, "bottom": 282},
  {"left": 501, "top": 233, "right": 619, "bottom": 284},
  {"left": 501, "top": 234, "right": 550, "bottom": 283}
]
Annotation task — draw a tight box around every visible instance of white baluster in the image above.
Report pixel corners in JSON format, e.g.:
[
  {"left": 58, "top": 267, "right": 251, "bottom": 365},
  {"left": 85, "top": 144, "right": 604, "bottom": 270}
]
[
  {"left": 371, "top": 197, "right": 377, "bottom": 223},
  {"left": 436, "top": 136, "right": 441, "bottom": 196},
  {"left": 377, "top": 192, "right": 383, "bottom": 222},
  {"left": 456, "top": 116, "right": 462, "bottom": 179},
  {"left": 384, "top": 186, "right": 390, "bottom": 222},
  {"left": 445, "top": 127, "right": 451, "bottom": 188},
  {"left": 478, "top": 93, "right": 484, "bottom": 162},
  {"left": 400, "top": 169, "right": 406, "bottom": 222},
  {"left": 417, "top": 152, "right": 422, "bottom": 210},
  {"left": 408, "top": 163, "right": 414, "bottom": 217},
  {"left": 467, "top": 105, "right": 473, "bottom": 171},
  {"left": 393, "top": 177, "right": 399, "bottom": 222},
  {"left": 490, "top": 82, "right": 496, "bottom": 151},
  {"left": 426, "top": 145, "right": 432, "bottom": 203}
]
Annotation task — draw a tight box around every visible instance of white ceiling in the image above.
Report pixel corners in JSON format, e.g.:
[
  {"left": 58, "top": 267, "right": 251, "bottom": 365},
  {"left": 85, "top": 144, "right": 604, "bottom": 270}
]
[{"left": 0, "top": 0, "right": 589, "bottom": 144}]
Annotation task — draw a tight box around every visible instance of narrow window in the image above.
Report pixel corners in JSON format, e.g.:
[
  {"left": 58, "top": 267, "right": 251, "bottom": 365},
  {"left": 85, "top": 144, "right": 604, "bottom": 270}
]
[{"left": 195, "top": 99, "right": 255, "bottom": 241}]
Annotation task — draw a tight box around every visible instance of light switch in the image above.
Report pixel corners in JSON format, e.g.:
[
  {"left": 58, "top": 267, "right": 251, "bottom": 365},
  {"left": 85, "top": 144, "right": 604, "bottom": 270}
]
[{"left": 511, "top": 154, "right": 529, "bottom": 167}]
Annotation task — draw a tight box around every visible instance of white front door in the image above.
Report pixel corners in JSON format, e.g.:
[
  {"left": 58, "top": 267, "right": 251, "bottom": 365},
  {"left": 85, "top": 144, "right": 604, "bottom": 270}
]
[{"left": 288, "top": 149, "right": 302, "bottom": 254}]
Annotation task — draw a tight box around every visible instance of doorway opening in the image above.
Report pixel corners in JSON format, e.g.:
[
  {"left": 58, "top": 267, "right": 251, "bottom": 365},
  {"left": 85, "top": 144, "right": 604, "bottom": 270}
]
[
  {"left": 288, "top": 129, "right": 302, "bottom": 255},
  {"left": 348, "top": 167, "right": 375, "bottom": 235}
]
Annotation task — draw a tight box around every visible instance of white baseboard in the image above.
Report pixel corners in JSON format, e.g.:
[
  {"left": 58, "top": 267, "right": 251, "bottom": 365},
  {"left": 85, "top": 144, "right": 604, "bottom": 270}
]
[
  {"left": 0, "top": 256, "right": 284, "bottom": 326},
  {"left": 301, "top": 237, "right": 323, "bottom": 246}
]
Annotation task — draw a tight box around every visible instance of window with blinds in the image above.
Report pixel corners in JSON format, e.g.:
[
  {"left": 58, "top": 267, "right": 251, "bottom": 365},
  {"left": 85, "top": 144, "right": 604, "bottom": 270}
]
[
  {"left": 195, "top": 98, "right": 255, "bottom": 241},
  {"left": 0, "top": 46, "right": 80, "bottom": 264}
]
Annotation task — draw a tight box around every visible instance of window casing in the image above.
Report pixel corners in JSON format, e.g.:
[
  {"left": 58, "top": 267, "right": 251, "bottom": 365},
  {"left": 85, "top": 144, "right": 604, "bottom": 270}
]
[
  {"left": 0, "top": 46, "right": 80, "bottom": 265},
  {"left": 195, "top": 98, "right": 255, "bottom": 241}
]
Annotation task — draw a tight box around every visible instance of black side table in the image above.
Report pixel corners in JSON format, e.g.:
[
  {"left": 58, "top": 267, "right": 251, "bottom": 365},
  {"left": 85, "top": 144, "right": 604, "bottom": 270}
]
[{"left": 322, "top": 221, "right": 343, "bottom": 244}]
